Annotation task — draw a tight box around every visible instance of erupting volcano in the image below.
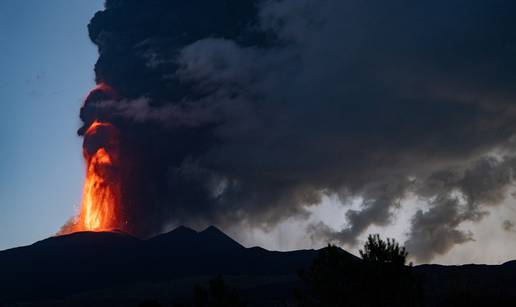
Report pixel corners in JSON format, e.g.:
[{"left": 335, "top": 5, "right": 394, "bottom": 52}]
[
  {"left": 60, "top": 85, "right": 125, "bottom": 235},
  {"left": 77, "top": 120, "right": 121, "bottom": 231}
]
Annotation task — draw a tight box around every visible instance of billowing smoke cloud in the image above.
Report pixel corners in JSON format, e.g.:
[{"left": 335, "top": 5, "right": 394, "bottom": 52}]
[
  {"left": 503, "top": 220, "right": 515, "bottom": 232},
  {"left": 81, "top": 0, "right": 516, "bottom": 261},
  {"left": 405, "top": 156, "right": 516, "bottom": 262}
]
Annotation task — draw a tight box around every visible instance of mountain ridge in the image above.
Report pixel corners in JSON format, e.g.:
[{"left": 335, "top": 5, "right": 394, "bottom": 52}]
[
  {"left": 2, "top": 226, "right": 516, "bottom": 306},
  {"left": 0, "top": 226, "right": 344, "bottom": 304}
]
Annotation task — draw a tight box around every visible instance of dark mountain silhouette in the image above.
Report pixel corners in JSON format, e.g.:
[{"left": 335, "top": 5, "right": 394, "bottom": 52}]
[
  {"left": 0, "top": 226, "right": 356, "bottom": 305},
  {"left": 1, "top": 227, "right": 515, "bottom": 306},
  {"left": 414, "top": 262, "right": 516, "bottom": 306}
]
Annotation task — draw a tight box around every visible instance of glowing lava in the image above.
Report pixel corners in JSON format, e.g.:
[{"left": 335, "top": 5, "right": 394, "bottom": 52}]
[
  {"left": 79, "top": 145, "right": 118, "bottom": 231},
  {"left": 60, "top": 120, "right": 122, "bottom": 234}
]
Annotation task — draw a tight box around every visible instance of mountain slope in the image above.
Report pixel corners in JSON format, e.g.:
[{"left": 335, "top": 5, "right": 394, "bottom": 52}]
[
  {"left": 2, "top": 227, "right": 515, "bottom": 306},
  {"left": 0, "top": 226, "right": 347, "bottom": 304}
]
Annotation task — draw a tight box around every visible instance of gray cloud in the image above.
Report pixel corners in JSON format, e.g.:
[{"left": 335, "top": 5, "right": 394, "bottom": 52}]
[
  {"left": 405, "top": 156, "right": 516, "bottom": 261},
  {"left": 503, "top": 220, "right": 515, "bottom": 232},
  {"left": 81, "top": 0, "right": 516, "bottom": 260},
  {"left": 405, "top": 196, "right": 476, "bottom": 263}
]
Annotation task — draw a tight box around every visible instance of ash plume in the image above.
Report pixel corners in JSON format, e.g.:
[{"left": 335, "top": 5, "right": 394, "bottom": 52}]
[
  {"left": 503, "top": 220, "right": 516, "bottom": 232},
  {"left": 79, "top": 0, "right": 516, "bottom": 261}
]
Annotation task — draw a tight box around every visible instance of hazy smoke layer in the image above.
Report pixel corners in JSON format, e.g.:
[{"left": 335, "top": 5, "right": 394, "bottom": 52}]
[{"left": 81, "top": 0, "right": 516, "bottom": 261}]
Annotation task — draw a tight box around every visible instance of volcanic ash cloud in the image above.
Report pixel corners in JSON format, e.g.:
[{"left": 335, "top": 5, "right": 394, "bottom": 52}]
[{"left": 69, "top": 0, "right": 516, "bottom": 261}]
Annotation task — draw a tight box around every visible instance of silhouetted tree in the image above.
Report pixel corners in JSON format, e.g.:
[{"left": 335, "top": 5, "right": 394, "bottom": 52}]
[
  {"left": 297, "top": 235, "right": 421, "bottom": 307},
  {"left": 360, "top": 234, "right": 408, "bottom": 266},
  {"left": 358, "top": 234, "right": 420, "bottom": 307}
]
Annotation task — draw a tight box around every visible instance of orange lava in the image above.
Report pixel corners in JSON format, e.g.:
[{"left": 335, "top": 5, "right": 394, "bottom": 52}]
[
  {"left": 85, "top": 120, "right": 112, "bottom": 136},
  {"left": 59, "top": 120, "right": 121, "bottom": 234},
  {"left": 88, "top": 82, "right": 116, "bottom": 98},
  {"left": 78, "top": 146, "right": 118, "bottom": 231}
]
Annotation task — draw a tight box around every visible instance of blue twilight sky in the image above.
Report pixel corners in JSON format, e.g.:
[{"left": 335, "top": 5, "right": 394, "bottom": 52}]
[{"left": 0, "top": 0, "right": 104, "bottom": 250}]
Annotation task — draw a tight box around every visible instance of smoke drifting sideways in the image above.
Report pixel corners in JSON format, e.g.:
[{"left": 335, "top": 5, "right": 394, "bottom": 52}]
[{"left": 77, "top": 0, "right": 516, "bottom": 261}]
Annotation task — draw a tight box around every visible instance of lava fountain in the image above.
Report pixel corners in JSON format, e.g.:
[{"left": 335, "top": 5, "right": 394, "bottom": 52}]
[
  {"left": 78, "top": 120, "right": 121, "bottom": 231},
  {"left": 59, "top": 84, "right": 125, "bottom": 234},
  {"left": 60, "top": 120, "right": 122, "bottom": 234}
]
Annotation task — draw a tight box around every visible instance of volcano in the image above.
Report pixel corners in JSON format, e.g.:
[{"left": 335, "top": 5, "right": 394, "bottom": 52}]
[
  {"left": 1, "top": 227, "right": 516, "bottom": 306},
  {"left": 0, "top": 226, "right": 334, "bottom": 305}
]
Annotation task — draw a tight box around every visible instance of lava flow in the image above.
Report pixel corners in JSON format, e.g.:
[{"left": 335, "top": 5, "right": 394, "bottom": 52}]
[{"left": 60, "top": 120, "right": 122, "bottom": 234}]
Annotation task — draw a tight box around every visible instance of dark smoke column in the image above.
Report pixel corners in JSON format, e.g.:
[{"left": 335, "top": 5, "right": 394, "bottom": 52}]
[
  {"left": 73, "top": 0, "right": 516, "bottom": 263},
  {"left": 77, "top": 0, "right": 266, "bottom": 237}
]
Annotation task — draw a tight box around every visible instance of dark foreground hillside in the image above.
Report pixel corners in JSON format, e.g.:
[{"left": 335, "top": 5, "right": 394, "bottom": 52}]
[
  {"left": 0, "top": 226, "right": 329, "bottom": 306},
  {"left": 0, "top": 227, "right": 515, "bottom": 306}
]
